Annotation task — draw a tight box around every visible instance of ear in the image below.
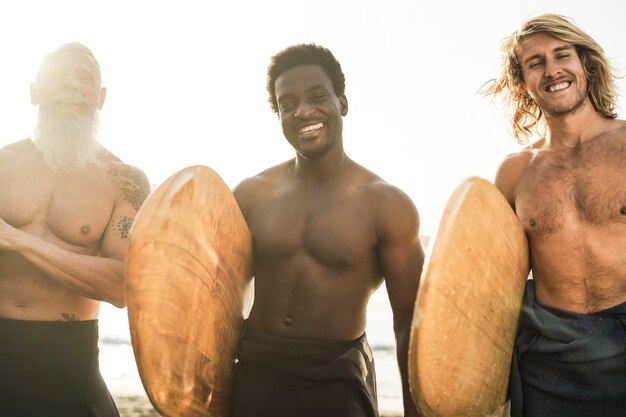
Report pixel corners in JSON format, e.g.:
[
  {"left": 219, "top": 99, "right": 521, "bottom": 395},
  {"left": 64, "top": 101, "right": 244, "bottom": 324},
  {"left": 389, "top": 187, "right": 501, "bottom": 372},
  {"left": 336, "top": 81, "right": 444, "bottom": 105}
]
[
  {"left": 97, "top": 87, "right": 107, "bottom": 110},
  {"left": 30, "top": 83, "right": 39, "bottom": 106},
  {"left": 339, "top": 95, "right": 348, "bottom": 117}
]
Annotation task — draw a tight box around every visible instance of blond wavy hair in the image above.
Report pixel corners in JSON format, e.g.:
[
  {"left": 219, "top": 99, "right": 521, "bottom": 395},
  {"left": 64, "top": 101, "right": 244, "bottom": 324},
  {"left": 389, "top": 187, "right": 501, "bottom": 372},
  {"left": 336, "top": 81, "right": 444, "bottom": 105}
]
[{"left": 482, "top": 14, "right": 618, "bottom": 142}]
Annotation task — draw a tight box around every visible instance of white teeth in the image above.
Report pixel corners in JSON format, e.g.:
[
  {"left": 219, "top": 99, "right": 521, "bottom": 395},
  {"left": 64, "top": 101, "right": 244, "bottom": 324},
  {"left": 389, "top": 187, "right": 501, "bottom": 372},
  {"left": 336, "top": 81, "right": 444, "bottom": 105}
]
[
  {"left": 298, "top": 123, "right": 323, "bottom": 134},
  {"left": 549, "top": 82, "right": 570, "bottom": 92}
]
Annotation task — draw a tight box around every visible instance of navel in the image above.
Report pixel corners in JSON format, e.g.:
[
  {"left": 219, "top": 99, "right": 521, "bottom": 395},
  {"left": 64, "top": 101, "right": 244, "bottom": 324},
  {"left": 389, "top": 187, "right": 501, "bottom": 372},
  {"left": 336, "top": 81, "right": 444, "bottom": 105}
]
[
  {"left": 620, "top": 206, "right": 626, "bottom": 216},
  {"left": 529, "top": 218, "right": 537, "bottom": 227},
  {"left": 80, "top": 225, "right": 90, "bottom": 235},
  {"left": 283, "top": 315, "right": 293, "bottom": 326}
]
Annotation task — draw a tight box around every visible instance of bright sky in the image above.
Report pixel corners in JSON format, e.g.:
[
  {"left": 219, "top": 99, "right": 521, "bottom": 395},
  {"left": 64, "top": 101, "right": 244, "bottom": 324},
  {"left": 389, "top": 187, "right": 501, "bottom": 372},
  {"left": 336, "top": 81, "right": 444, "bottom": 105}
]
[{"left": 1, "top": 0, "right": 625, "bottom": 236}]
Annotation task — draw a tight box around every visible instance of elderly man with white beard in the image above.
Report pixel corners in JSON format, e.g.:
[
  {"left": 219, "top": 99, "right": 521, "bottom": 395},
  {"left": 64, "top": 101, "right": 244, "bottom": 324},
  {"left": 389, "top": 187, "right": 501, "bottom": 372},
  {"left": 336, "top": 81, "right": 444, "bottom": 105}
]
[{"left": 0, "top": 43, "right": 150, "bottom": 417}]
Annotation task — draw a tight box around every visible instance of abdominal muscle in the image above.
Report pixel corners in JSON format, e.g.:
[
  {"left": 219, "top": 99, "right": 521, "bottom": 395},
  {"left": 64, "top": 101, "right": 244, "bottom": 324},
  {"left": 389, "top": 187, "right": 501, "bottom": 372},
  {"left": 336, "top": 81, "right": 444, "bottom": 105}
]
[
  {"left": 0, "top": 252, "right": 99, "bottom": 321},
  {"left": 529, "top": 223, "right": 626, "bottom": 313},
  {"left": 247, "top": 266, "right": 380, "bottom": 342}
]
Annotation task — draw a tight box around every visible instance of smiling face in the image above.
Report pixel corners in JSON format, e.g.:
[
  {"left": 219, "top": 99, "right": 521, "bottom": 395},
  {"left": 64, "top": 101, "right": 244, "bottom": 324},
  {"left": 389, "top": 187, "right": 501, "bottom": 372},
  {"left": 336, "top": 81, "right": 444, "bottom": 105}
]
[
  {"left": 518, "top": 34, "right": 589, "bottom": 118},
  {"left": 31, "top": 50, "right": 105, "bottom": 117},
  {"left": 30, "top": 47, "right": 105, "bottom": 171},
  {"left": 274, "top": 64, "right": 348, "bottom": 160}
]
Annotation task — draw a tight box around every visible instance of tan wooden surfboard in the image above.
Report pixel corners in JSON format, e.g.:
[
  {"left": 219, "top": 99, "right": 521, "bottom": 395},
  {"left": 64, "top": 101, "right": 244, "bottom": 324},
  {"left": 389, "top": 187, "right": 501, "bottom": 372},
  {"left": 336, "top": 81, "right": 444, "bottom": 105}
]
[
  {"left": 408, "top": 176, "right": 529, "bottom": 417},
  {"left": 126, "top": 165, "right": 253, "bottom": 417}
]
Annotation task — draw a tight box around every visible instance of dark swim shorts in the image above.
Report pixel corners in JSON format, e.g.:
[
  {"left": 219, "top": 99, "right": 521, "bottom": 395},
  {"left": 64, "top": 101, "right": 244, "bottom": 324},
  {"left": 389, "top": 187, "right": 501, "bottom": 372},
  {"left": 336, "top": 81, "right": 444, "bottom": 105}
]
[
  {"left": 0, "top": 318, "right": 120, "bottom": 417},
  {"left": 510, "top": 280, "right": 626, "bottom": 417},
  {"left": 231, "top": 325, "right": 379, "bottom": 417}
]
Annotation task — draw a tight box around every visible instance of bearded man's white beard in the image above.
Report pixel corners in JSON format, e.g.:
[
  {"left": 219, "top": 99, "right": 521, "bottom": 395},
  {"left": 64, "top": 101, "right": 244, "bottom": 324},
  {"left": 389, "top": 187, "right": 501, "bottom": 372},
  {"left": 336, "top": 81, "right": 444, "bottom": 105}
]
[{"left": 33, "top": 107, "right": 103, "bottom": 172}]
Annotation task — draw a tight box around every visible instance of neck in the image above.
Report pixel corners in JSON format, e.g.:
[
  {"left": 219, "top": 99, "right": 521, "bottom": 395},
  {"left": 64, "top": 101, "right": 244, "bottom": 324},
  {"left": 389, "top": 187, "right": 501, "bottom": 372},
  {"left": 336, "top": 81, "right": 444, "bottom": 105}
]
[
  {"left": 544, "top": 98, "right": 610, "bottom": 148},
  {"left": 293, "top": 141, "right": 349, "bottom": 183}
]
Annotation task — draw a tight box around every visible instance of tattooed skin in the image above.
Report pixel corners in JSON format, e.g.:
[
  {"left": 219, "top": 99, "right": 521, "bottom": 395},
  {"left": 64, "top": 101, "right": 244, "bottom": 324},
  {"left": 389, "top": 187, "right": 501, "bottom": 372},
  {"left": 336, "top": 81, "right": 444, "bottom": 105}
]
[
  {"left": 108, "top": 165, "right": 150, "bottom": 211},
  {"left": 59, "top": 312, "right": 80, "bottom": 321},
  {"left": 116, "top": 215, "right": 134, "bottom": 239}
]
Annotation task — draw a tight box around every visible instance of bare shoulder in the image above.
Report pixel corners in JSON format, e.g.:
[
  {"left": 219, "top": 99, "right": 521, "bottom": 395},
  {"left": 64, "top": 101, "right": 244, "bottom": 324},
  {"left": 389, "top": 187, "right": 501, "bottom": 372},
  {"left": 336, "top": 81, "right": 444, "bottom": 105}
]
[
  {"left": 233, "top": 159, "right": 292, "bottom": 215},
  {"left": 353, "top": 166, "right": 420, "bottom": 233},
  {"left": 105, "top": 161, "right": 151, "bottom": 212},
  {"left": 98, "top": 147, "right": 123, "bottom": 163},
  {"left": 495, "top": 139, "right": 544, "bottom": 206},
  {"left": 372, "top": 182, "right": 419, "bottom": 225},
  {"left": 606, "top": 119, "right": 626, "bottom": 142},
  {"left": 0, "top": 139, "right": 34, "bottom": 159},
  {"left": 610, "top": 118, "right": 626, "bottom": 131}
]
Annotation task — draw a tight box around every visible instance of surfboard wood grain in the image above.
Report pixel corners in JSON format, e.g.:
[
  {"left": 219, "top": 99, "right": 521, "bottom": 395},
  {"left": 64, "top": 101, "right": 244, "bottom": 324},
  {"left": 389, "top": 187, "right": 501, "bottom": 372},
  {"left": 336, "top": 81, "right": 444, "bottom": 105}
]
[
  {"left": 126, "top": 165, "right": 252, "bottom": 417},
  {"left": 409, "top": 176, "right": 529, "bottom": 417}
]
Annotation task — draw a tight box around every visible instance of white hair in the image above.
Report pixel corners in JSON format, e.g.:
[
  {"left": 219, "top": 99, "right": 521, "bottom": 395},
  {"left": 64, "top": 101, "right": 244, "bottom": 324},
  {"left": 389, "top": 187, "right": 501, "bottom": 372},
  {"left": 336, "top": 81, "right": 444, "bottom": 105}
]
[{"left": 33, "top": 107, "right": 103, "bottom": 172}]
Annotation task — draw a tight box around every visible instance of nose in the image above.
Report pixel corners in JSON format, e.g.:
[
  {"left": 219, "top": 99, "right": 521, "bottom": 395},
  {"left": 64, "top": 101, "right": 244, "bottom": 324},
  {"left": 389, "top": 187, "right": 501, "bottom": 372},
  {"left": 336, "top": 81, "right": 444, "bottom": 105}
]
[
  {"left": 293, "top": 101, "right": 314, "bottom": 118},
  {"left": 60, "top": 71, "right": 83, "bottom": 91},
  {"left": 544, "top": 58, "right": 562, "bottom": 79}
]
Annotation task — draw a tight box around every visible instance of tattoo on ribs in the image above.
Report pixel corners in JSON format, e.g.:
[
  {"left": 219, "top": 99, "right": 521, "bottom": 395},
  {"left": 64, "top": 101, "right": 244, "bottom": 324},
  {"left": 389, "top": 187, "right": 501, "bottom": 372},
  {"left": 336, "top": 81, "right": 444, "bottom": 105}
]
[
  {"left": 59, "top": 313, "right": 80, "bottom": 321},
  {"left": 117, "top": 216, "right": 134, "bottom": 239}
]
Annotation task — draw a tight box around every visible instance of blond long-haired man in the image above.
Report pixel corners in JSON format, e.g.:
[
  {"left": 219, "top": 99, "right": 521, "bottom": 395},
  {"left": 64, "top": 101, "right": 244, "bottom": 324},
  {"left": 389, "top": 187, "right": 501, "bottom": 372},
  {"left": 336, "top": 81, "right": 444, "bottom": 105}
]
[{"left": 483, "top": 14, "right": 626, "bottom": 417}]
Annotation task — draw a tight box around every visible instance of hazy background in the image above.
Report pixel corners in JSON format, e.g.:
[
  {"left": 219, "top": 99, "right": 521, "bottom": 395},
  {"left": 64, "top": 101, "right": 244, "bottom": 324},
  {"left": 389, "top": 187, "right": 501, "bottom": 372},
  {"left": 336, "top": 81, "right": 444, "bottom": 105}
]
[
  {"left": 1, "top": 0, "right": 625, "bottom": 414},
  {"left": 2, "top": 0, "right": 625, "bottom": 237}
]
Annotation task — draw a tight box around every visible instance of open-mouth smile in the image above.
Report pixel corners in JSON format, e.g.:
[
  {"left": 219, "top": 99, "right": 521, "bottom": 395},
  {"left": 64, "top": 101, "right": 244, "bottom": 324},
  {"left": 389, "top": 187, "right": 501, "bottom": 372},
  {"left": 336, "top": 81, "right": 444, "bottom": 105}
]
[
  {"left": 298, "top": 122, "right": 324, "bottom": 135},
  {"left": 546, "top": 81, "right": 570, "bottom": 93}
]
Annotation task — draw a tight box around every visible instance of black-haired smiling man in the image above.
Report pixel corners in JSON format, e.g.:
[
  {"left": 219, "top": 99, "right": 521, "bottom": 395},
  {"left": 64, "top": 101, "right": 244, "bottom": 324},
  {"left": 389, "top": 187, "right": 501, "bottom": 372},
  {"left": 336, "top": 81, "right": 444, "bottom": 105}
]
[{"left": 232, "top": 44, "right": 424, "bottom": 417}]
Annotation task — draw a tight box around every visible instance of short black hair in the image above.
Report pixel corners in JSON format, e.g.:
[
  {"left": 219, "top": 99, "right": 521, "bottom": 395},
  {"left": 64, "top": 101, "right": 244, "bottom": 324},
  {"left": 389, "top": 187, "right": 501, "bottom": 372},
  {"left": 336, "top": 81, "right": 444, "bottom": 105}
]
[{"left": 266, "top": 44, "right": 346, "bottom": 113}]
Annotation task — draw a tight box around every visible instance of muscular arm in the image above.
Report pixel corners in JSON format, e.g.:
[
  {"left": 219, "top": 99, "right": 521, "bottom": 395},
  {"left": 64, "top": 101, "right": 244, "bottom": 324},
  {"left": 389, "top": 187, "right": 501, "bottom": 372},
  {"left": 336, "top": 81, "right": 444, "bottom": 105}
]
[
  {"left": 0, "top": 164, "right": 150, "bottom": 308},
  {"left": 0, "top": 224, "right": 126, "bottom": 307},
  {"left": 376, "top": 186, "right": 425, "bottom": 417},
  {"left": 495, "top": 150, "right": 534, "bottom": 208}
]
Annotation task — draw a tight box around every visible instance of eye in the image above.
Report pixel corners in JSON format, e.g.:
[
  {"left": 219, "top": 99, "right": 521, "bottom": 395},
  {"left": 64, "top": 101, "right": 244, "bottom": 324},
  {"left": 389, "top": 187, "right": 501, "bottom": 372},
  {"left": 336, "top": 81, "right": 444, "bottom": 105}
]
[
  {"left": 313, "top": 93, "right": 327, "bottom": 101},
  {"left": 556, "top": 54, "right": 570, "bottom": 60},
  {"left": 77, "top": 72, "right": 95, "bottom": 83},
  {"left": 279, "top": 102, "right": 294, "bottom": 113}
]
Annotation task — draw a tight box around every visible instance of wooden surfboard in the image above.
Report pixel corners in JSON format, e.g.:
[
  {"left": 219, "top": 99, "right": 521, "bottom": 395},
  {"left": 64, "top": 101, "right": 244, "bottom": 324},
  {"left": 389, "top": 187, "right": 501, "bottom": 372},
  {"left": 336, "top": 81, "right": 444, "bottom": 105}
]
[
  {"left": 126, "top": 165, "right": 253, "bottom": 417},
  {"left": 408, "top": 176, "right": 529, "bottom": 417}
]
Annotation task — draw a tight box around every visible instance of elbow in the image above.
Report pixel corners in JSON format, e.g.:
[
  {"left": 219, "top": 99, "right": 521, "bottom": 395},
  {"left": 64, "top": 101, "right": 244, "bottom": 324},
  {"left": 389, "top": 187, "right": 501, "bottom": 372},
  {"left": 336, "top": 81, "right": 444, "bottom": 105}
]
[
  {"left": 107, "top": 283, "right": 127, "bottom": 309},
  {"left": 111, "top": 297, "right": 127, "bottom": 309}
]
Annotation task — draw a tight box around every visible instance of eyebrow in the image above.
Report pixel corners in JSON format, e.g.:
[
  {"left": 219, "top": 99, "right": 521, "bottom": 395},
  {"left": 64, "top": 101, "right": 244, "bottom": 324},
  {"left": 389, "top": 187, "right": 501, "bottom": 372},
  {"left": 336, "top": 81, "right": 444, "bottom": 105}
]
[
  {"left": 276, "top": 84, "right": 330, "bottom": 103},
  {"left": 523, "top": 44, "right": 575, "bottom": 65}
]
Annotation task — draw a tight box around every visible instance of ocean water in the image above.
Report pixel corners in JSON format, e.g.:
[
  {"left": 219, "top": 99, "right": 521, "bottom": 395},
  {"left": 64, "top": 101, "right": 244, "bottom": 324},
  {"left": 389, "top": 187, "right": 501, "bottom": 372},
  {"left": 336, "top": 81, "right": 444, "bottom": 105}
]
[{"left": 98, "top": 286, "right": 404, "bottom": 415}]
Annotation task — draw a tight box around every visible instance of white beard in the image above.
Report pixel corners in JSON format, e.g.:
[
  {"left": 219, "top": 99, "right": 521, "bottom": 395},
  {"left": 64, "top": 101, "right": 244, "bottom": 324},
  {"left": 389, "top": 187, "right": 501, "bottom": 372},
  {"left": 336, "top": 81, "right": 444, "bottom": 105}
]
[{"left": 33, "top": 106, "right": 103, "bottom": 172}]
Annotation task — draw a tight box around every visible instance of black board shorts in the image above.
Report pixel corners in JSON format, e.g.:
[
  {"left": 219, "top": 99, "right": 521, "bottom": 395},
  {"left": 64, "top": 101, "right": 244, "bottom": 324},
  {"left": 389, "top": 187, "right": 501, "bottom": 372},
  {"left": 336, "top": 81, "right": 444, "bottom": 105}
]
[
  {"left": 231, "top": 325, "right": 379, "bottom": 417},
  {"left": 0, "top": 318, "right": 119, "bottom": 417}
]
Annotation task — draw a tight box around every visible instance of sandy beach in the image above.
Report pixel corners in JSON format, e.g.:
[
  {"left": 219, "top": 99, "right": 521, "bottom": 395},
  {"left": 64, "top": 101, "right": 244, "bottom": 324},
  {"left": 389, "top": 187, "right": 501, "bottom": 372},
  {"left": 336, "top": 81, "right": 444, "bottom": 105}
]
[
  {"left": 113, "top": 394, "right": 403, "bottom": 417},
  {"left": 115, "top": 395, "right": 159, "bottom": 417}
]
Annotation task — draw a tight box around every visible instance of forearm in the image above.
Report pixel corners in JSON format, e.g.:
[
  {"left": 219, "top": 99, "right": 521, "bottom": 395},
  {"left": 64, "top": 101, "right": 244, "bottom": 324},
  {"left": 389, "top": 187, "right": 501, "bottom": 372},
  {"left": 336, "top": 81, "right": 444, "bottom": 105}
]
[
  {"left": 11, "top": 231, "right": 126, "bottom": 307},
  {"left": 395, "top": 317, "right": 421, "bottom": 417}
]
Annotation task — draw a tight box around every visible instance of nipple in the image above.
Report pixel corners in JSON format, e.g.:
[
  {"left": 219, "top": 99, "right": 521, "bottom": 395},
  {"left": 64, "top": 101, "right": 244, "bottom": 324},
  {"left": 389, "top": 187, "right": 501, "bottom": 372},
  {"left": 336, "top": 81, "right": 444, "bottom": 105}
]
[
  {"left": 80, "top": 225, "right": 90, "bottom": 235},
  {"left": 283, "top": 316, "right": 293, "bottom": 326},
  {"left": 529, "top": 218, "right": 537, "bottom": 227}
]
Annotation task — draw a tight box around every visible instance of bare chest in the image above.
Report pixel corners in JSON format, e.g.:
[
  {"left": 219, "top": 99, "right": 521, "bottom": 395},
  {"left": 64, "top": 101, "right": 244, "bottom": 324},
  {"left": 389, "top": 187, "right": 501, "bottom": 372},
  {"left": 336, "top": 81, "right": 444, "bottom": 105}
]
[
  {"left": 246, "top": 186, "right": 378, "bottom": 268},
  {"left": 0, "top": 159, "right": 116, "bottom": 246},
  {"left": 515, "top": 139, "right": 626, "bottom": 236}
]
